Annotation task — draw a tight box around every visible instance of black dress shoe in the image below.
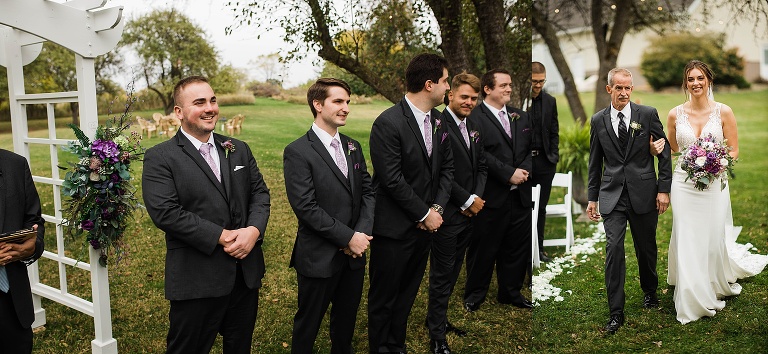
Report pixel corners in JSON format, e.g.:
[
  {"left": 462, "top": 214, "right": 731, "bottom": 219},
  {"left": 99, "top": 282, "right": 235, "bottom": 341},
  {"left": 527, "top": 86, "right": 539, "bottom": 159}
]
[
  {"left": 430, "top": 339, "right": 452, "bottom": 354},
  {"left": 500, "top": 295, "right": 533, "bottom": 308},
  {"left": 643, "top": 293, "right": 660, "bottom": 308},
  {"left": 539, "top": 252, "right": 552, "bottom": 262},
  {"left": 445, "top": 321, "right": 467, "bottom": 337},
  {"left": 464, "top": 301, "right": 480, "bottom": 312},
  {"left": 604, "top": 314, "right": 624, "bottom": 334}
]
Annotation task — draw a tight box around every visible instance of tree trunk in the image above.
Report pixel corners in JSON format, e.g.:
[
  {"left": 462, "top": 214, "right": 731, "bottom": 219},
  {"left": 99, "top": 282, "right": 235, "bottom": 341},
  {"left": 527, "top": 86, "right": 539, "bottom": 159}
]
[
  {"left": 471, "top": 0, "right": 511, "bottom": 72},
  {"left": 70, "top": 102, "right": 80, "bottom": 126},
  {"left": 591, "top": 0, "right": 631, "bottom": 113},
  {"left": 571, "top": 171, "right": 590, "bottom": 222},
  {"left": 426, "top": 0, "right": 471, "bottom": 77},
  {"left": 531, "top": 4, "right": 588, "bottom": 125}
]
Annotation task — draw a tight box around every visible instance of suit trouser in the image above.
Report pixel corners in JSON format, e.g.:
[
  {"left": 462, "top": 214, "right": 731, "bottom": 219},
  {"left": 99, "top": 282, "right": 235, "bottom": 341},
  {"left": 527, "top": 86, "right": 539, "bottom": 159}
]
[
  {"left": 292, "top": 265, "right": 365, "bottom": 354},
  {"left": 531, "top": 155, "right": 557, "bottom": 251},
  {"left": 426, "top": 221, "right": 471, "bottom": 340},
  {"left": 368, "top": 234, "right": 430, "bottom": 353},
  {"left": 167, "top": 265, "right": 259, "bottom": 354},
  {"left": 603, "top": 190, "right": 659, "bottom": 316},
  {"left": 0, "top": 290, "right": 33, "bottom": 354},
  {"left": 464, "top": 190, "right": 531, "bottom": 305}
]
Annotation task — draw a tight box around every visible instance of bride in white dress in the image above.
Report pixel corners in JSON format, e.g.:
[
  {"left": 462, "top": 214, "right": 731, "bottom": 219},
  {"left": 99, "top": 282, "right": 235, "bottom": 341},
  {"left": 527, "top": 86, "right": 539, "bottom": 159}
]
[{"left": 657, "top": 60, "right": 768, "bottom": 324}]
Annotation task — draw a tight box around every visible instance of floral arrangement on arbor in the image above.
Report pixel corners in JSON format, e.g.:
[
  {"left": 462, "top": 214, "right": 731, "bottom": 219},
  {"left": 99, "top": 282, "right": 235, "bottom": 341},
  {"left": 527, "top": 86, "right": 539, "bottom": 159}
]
[
  {"left": 60, "top": 92, "right": 143, "bottom": 266},
  {"left": 677, "top": 133, "right": 737, "bottom": 191}
]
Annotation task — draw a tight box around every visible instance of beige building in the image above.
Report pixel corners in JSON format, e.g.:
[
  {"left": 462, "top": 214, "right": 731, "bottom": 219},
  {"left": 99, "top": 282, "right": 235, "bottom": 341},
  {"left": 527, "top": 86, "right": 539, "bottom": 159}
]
[{"left": 533, "top": 0, "right": 768, "bottom": 93}]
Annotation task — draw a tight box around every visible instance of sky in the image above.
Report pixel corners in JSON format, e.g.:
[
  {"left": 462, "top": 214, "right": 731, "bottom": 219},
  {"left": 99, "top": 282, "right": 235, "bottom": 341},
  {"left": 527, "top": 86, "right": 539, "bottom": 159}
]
[{"left": 112, "top": 0, "right": 320, "bottom": 88}]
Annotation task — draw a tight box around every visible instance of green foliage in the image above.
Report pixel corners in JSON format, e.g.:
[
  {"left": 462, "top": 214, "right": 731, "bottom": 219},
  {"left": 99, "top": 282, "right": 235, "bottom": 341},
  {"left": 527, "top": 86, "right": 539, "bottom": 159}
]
[
  {"left": 120, "top": 9, "right": 220, "bottom": 112},
  {"left": 557, "top": 122, "right": 591, "bottom": 184},
  {"left": 210, "top": 64, "right": 248, "bottom": 94},
  {"left": 641, "top": 33, "right": 751, "bottom": 91},
  {"left": 247, "top": 80, "right": 283, "bottom": 97},
  {"left": 320, "top": 62, "right": 377, "bottom": 97}
]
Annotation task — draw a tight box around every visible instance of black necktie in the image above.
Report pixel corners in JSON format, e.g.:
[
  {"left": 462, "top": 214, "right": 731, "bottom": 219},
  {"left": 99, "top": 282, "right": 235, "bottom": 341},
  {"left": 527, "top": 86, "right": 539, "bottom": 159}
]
[{"left": 617, "top": 112, "right": 627, "bottom": 153}]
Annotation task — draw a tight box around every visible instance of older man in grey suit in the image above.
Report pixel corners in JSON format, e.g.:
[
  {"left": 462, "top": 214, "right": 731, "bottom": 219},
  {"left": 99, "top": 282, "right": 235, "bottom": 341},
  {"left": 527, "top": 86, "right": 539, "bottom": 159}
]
[
  {"left": 143, "top": 76, "right": 270, "bottom": 353},
  {"left": 587, "top": 68, "right": 671, "bottom": 334},
  {"left": 283, "top": 78, "right": 374, "bottom": 354}
]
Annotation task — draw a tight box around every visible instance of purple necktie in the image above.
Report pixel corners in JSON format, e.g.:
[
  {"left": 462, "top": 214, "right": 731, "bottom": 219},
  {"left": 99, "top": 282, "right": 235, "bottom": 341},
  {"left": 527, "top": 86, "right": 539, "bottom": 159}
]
[
  {"left": 459, "top": 120, "right": 470, "bottom": 148},
  {"left": 199, "top": 143, "right": 221, "bottom": 182},
  {"left": 499, "top": 110, "right": 511, "bottom": 138},
  {"left": 424, "top": 113, "right": 432, "bottom": 157},
  {"left": 331, "top": 138, "right": 348, "bottom": 178}
]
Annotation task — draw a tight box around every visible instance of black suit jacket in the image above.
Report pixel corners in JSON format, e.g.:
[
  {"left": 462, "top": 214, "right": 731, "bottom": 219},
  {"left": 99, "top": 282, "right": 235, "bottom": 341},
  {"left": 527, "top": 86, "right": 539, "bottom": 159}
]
[
  {"left": 588, "top": 102, "right": 672, "bottom": 214},
  {"left": 529, "top": 92, "right": 560, "bottom": 165},
  {"left": 469, "top": 103, "right": 533, "bottom": 209},
  {"left": 0, "top": 149, "right": 45, "bottom": 328},
  {"left": 283, "top": 130, "right": 374, "bottom": 278},
  {"left": 441, "top": 109, "right": 487, "bottom": 225},
  {"left": 143, "top": 132, "right": 270, "bottom": 301},
  {"left": 370, "top": 98, "right": 454, "bottom": 239}
]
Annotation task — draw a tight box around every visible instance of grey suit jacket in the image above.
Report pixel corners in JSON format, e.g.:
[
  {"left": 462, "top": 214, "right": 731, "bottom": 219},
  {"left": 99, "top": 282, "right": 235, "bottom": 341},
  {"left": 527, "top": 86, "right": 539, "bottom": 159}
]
[
  {"left": 142, "top": 133, "right": 270, "bottom": 301},
  {"left": 588, "top": 102, "right": 672, "bottom": 214},
  {"left": 0, "top": 149, "right": 45, "bottom": 328},
  {"left": 283, "top": 130, "right": 374, "bottom": 278}
]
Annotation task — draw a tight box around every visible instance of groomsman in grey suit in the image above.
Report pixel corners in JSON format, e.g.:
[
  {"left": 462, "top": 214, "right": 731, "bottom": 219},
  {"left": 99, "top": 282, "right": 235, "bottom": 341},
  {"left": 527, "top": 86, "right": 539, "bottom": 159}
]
[
  {"left": 283, "top": 78, "right": 374, "bottom": 354},
  {"left": 587, "top": 68, "right": 671, "bottom": 334},
  {"left": 143, "top": 76, "right": 271, "bottom": 353}
]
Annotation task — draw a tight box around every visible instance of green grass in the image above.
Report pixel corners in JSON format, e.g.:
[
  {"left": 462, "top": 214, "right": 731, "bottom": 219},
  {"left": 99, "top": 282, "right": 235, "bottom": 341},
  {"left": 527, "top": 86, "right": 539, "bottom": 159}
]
[
  {"left": 536, "top": 89, "right": 768, "bottom": 353},
  {"left": 4, "top": 97, "right": 528, "bottom": 353},
  {"left": 4, "top": 89, "right": 765, "bottom": 353}
]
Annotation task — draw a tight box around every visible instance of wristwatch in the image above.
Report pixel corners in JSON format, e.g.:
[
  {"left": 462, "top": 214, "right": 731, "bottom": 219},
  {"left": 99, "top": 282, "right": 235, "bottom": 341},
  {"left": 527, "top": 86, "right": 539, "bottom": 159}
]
[{"left": 430, "top": 204, "right": 444, "bottom": 215}]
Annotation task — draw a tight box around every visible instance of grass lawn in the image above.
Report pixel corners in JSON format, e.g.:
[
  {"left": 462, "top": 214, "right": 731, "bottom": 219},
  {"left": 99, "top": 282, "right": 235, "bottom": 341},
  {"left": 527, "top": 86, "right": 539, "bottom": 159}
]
[{"left": 3, "top": 89, "right": 765, "bottom": 353}]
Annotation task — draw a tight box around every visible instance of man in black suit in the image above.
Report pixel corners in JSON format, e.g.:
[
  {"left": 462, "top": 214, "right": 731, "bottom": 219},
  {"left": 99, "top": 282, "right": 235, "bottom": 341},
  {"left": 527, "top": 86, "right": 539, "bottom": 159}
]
[
  {"left": 367, "top": 53, "right": 453, "bottom": 354},
  {"left": 143, "top": 76, "right": 271, "bottom": 353},
  {"left": 283, "top": 78, "right": 374, "bottom": 354},
  {"left": 425, "top": 73, "right": 487, "bottom": 354},
  {"left": 464, "top": 69, "right": 533, "bottom": 312},
  {"left": 526, "top": 62, "right": 560, "bottom": 262},
  {"left": 0, "top": 149, "right": 45, "bottom": 354},
  {"left": 586, "top": 68, "right": 671, "bottom": 334}
]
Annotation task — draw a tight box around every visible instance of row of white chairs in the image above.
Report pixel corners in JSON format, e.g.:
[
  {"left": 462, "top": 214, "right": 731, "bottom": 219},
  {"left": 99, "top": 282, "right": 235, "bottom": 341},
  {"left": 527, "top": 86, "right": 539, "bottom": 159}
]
[{"left": 532, "top": 171, "right": 575, "bottom": 269}]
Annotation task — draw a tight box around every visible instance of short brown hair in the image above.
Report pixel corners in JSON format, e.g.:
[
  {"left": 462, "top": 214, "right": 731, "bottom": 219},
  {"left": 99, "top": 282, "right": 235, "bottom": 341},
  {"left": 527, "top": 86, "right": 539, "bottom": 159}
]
[
  {"left": 532, "top": 62, "right": 546, "bottom": 74},
  {"left": 682, "top": 60, "right": 715, "bottom": 91},
  {"left": 451, "top": 72, "right": 481, "bottom": 93},
  {"left": 307, "top": 78, "right": 352, "bottom": 116},
  {"left": 481, "top": 69, "right": 511, "bottom": 97},
  {"left": 173, "top": 76, "right": 210, "bottom": 106}
]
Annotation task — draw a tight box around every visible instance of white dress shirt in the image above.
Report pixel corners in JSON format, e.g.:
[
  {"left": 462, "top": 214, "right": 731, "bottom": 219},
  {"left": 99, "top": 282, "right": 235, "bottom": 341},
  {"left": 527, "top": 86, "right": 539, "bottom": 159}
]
[{"left": 180, "top": 127, "right": 220, "bottom": 173}]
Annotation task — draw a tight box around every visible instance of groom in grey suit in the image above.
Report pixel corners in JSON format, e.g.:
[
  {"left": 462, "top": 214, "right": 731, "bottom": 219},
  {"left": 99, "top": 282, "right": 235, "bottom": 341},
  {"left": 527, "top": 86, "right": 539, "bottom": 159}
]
[
  {"left": 283, "top": 78, "right": 374, "bottom": 353},
  {"left": 587, "top": 68, "right": 671, "bottom": 334},
  {"left": 143, "top": 76, "right": 270, "bottom": 353}
]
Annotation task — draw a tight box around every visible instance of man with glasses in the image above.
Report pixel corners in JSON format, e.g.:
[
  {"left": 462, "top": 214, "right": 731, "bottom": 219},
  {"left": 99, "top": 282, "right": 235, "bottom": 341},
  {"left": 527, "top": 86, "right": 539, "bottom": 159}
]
[{"left": 526, "top": 62, "right": 560, "bottom": 262}]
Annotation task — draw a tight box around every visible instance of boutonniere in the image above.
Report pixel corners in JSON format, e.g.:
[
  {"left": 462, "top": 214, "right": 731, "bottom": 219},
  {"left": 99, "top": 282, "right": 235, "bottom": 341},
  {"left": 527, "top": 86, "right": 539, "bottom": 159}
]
[
  {"left": 469, "top": 130, "right": 480, "bottom": 143},
  {"left": 347, "top": 141, "right": 357, "bottom": 155},
  {"left": 629, "top": 121, "right": 642, "bottom": 137},
  {"left": 221, "top": 139, "right": 236, "bottom": 158},
  {"left": 509, "top": 112, "right": 520, "bottom": 121},
  {"left": 433, "top": 118, "right": 442, "bottom": 134}
]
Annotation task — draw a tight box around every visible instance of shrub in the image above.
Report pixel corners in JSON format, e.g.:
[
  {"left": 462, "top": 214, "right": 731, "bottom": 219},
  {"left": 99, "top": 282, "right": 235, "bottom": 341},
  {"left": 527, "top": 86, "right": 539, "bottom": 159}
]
[
  {"left": 217, "top": 93, "right": 256, "bottom": 106},
  {"left": 248, "top": 80, "right": 282, "bottom": 97},
  {"left": 641, "top": 33, "right": 751, "bottom": 91}
]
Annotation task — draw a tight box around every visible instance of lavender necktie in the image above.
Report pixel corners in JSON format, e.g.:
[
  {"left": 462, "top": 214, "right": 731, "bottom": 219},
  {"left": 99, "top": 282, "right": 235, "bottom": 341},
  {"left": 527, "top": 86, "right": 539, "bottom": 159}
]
[
  {"left": 459, "top": 120, "right": 470, "bottom": 148},
  {"left": 331, "top": 138, "right": 348, "bottom": 178},
  {"left": 424, "top": 113, "right": 432, "bottom": 157},
  {"left": 0, "top": 266, "right": 9, "bottom": 293},
  {"left": 199, "top": 143, "right": 221, "bottom": 182},
  {"left": 499, "top": 110, "right": 511, "bottom": 138}
]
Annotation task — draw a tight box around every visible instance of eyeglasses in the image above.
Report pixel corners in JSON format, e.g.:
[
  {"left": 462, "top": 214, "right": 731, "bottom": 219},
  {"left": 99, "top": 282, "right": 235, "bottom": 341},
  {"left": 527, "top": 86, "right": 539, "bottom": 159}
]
[{"left": 532, "top": 79, "right": 546, "bottom": 85}]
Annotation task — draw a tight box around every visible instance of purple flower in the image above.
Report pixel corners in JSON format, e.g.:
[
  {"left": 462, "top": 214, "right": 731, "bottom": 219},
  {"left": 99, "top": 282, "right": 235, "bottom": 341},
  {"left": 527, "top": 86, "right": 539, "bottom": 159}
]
[
  {"left": 221, "top": 140, "right": 236, "bottom": 158},
  {"left": 110, "top": 173, "right": 120, "bottom": 182},
  {"left": 91, "top": 139, "right": 120, "bottom": 163},
  {"left": 354, "top": 163, "right": 360, "bottom": 170},
  {"left": 81, "top": 220, "right": 95, "bottom": 231},
  {"left": 347, "top": 141, "right": 357, "bottom": 155},
  {"left": 89, "top": 239, "right": 101, "bottom": 249}
]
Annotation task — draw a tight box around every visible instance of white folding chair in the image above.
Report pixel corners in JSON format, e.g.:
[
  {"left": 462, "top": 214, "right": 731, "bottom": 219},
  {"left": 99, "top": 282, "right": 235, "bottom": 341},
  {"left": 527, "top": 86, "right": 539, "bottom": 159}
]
[
  {"left": 543, "top": 171, "right": 575, "bottom": 253},
  {"left": 531, "top": 184, "right": 541, "bottom": 269}
]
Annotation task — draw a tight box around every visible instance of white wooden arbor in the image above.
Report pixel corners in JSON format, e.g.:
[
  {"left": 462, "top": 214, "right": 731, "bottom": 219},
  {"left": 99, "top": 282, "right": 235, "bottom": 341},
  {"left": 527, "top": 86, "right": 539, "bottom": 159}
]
[{"left": 0, "top": 1, "right": 125, "bottom": 353}]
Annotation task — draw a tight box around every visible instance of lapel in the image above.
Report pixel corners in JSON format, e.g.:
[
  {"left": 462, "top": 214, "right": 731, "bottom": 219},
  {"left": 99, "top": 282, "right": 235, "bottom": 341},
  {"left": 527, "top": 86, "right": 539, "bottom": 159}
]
[
  {"left": 481, "top": 104, "right": 513, "bottom": 149},
  {"left": 601, "top": 108, "right": 622, "bottom": 157},
  {"left": 401, "top": 100, "right": 433, "bottom": 167},
  {"left": 307, "top": 130, "right": 352, "bottom": 193},
  {"left": 213, "top": 134, "right": 233, "bottom": 200},
  {"left": 176, "top": 133, "right": 228, "bottom": 202},
  {"left": 340, "top": 135, "right": 357, "bottom": 195},
  {"left": 466, "top": 117, "right": 480, "bottom": 169},
  {"left": 444, "top": 110, "right": 471, "bottom": 159},
  {"left": 625, "top": 103, "right": 641, "bottom": 157}
]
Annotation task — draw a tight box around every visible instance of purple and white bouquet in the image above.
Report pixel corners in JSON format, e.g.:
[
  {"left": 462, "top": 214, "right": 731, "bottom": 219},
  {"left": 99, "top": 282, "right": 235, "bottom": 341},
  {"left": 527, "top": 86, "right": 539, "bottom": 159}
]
[
  {"left": 677, "top": 133, "right": 736, "bottom": 191},
  {"left": 60, "top": 92, "right": 143, "bottom": 266}
]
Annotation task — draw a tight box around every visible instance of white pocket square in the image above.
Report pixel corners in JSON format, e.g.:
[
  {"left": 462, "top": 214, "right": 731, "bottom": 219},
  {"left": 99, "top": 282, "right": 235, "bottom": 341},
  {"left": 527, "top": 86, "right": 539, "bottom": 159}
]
[{"left": 234, "top": 165, "right": 245, "bottom": 171}]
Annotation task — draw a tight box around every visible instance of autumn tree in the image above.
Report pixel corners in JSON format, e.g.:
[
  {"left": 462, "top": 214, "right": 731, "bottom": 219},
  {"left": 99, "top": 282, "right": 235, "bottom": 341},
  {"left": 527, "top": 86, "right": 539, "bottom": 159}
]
[{"left": 120, "top": 9, "right": 219, "bottom": 114}]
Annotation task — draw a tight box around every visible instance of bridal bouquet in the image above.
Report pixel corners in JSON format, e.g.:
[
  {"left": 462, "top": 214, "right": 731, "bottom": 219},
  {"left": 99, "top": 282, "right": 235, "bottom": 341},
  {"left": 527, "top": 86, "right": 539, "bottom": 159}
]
[
  {"left": 677, "top": 133, "right": 736, "bottom": 191},
  {"left": 60, "top": 92, "right": 143, "bottom": 266}
]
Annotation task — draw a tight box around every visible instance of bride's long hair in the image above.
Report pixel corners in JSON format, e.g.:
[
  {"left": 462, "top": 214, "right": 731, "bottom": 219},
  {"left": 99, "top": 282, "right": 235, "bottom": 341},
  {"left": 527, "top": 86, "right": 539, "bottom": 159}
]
[{"left": 683, "top": 60, "right": 716, "bottom": 101}]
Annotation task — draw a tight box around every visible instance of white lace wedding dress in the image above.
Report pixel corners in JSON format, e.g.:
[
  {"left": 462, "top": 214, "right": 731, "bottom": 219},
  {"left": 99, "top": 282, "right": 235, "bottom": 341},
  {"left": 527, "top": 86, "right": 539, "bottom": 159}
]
[{"left": 667, "top": 103, "right": 768, "bottom": 324}]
